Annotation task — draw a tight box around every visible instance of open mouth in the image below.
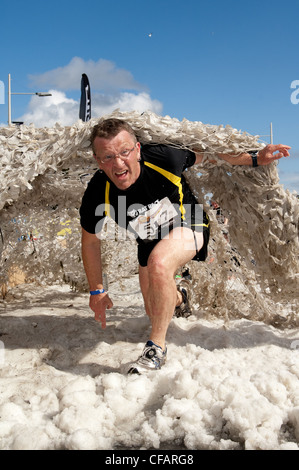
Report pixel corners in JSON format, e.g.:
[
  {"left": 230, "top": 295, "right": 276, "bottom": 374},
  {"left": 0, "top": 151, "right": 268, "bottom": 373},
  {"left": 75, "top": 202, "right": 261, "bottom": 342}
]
[{"left": 115, "top": 170, "right": 128, "bottom": 179}]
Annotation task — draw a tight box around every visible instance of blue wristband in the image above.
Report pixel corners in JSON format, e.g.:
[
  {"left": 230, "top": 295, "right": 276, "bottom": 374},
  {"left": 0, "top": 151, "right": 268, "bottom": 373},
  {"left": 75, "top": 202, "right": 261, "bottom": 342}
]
[{"left": 90, "top": 289, "right": 105, "bottom": 295}]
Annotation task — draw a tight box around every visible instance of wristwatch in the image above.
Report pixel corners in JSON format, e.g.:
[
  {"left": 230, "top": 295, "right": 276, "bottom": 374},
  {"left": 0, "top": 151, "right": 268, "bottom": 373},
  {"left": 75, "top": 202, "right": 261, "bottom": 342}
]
[{"left": 249, "top": 151, "right": 259, "bottom": 167}]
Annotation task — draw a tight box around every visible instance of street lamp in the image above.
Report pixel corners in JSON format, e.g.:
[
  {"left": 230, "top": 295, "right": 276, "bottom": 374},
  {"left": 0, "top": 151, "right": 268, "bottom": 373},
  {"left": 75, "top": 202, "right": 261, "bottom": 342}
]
[{"left": 8, "top": 73, "right": 52, "bottom": 125}]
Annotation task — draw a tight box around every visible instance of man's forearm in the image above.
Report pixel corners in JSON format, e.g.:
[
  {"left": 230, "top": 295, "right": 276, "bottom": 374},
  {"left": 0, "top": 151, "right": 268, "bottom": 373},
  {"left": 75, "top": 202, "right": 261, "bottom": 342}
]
[
  {"left": 195, "top": 144, "right": 290, "bottom": 167},
  {"left": 216, "top": 152, "right": 254, "bottom": 166},
  {"left": 81, "top": 232, "right": 104, "bottom": 290},
  {"left": 195, "top": 150, "right": 256, "bottom": 166}
]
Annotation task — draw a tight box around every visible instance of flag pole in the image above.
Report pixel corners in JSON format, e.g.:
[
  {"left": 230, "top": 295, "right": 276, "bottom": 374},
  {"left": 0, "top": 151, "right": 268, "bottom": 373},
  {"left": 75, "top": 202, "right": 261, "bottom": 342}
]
[{"left": 270, "top": 122, "right": 273, "bottom": 144}]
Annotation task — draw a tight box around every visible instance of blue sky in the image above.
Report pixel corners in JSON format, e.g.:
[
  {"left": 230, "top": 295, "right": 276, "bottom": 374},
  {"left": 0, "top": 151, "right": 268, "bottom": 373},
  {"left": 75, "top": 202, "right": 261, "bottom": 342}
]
[{"left": 1, "top": 0, "right": 298, "bottom": 192}]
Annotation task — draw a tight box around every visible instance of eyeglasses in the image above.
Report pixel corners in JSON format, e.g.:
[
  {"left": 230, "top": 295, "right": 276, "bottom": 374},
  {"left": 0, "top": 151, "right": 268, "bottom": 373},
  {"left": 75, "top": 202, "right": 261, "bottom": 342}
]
[{"left": 96, "top": 145, "right": 136, "bottom": 164}]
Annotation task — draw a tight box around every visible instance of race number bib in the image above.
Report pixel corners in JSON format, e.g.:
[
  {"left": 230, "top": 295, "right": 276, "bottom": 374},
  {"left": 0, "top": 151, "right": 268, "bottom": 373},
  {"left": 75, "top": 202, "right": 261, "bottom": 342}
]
[{"left": 129, "top": 197, "right": 179, "bottom": 240}]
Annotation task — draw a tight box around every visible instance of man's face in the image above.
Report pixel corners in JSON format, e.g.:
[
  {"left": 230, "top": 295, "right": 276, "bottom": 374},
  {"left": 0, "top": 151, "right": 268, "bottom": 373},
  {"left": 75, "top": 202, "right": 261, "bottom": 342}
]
[{"left": 93, "top": 130, "right": 141, "bottom": 190}]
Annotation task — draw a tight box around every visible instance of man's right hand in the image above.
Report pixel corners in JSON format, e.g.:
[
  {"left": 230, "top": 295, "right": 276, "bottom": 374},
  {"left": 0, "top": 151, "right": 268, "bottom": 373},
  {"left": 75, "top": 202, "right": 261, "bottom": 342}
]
[{"left": 89, "top": 293, "right": 113, "bottom": 329}]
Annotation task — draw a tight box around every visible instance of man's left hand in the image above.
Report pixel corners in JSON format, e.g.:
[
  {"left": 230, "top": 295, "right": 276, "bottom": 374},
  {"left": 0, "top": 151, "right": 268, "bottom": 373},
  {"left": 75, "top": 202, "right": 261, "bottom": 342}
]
[{"left": 257, "top": 144, "right": 291, "bottom": 166}]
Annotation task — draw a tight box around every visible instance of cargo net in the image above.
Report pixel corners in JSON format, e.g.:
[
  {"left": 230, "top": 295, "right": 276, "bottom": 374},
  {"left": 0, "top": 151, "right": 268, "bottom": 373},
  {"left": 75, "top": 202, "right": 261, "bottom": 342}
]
[{"left": 0, "top": 110, "right": 298, "bottom": 327}]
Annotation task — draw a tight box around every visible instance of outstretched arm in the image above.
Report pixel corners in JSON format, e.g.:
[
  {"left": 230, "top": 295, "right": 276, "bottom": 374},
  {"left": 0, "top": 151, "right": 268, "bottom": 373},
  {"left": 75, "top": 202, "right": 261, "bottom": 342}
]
[
  {"left": 195, "top": 144, "right": 291, "bottom": 166},
  {"left": 81, "top": 228, "right": 113, "bottom": 328}
]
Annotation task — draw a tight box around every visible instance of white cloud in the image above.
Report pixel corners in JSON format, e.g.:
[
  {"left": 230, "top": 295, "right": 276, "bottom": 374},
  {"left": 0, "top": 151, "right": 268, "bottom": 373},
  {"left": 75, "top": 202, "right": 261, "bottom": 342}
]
[
  {"left": 278, "top": 167, "right": 299, "bottom": 194},
  {"left": 18, "top": 89, "right": 163, "bottom": 128},
  {"left": 92, "top": 91, "right": 163, "bottom": 117},
  {"left": 280, "top": 174, "right": 299, "bottom": 193},
  {"left": 19, "top": 90, "right": 79, "bottom": 127},
  {"left": 29, "top": 57, "right": 144, "bottom": 92},
  {"left": 17, "top": 57, "right": 163, "bottom": 127}
]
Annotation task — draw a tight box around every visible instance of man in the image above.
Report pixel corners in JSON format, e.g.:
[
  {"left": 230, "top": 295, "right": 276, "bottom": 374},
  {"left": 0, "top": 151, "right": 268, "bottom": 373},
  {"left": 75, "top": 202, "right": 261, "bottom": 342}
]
[{"left": 80, "top": 118, "right": 290, "bottom": 374}]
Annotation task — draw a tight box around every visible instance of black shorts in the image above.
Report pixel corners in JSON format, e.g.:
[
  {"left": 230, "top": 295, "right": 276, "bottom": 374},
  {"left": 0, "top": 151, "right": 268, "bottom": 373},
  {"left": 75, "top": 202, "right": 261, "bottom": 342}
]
[{"left": 137, "top": 224, "right": 210, "bottom": 267}]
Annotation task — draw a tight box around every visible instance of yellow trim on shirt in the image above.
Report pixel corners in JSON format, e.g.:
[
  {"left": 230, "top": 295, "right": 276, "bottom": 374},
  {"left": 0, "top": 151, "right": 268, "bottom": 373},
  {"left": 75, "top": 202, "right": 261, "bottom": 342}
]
[
  {"left": 105, "top": 181, "right": 110, "bottom": 217},
  {"left": 144, "top": 161, "right": 186, "bottom": 219}
]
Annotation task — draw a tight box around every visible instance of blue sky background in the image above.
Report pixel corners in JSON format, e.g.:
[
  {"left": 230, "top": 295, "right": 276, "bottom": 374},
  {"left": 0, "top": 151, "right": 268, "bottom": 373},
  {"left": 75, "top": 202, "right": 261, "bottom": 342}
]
[{"left": 1, "top": 0, "right": 298, "bottom": 193}]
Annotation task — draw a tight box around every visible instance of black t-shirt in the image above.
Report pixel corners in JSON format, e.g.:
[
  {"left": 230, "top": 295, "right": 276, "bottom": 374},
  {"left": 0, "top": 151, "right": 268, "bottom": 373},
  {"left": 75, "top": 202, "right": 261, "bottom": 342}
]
[{"left": 80, "top": 144, "right": 201, "bottom": 243}]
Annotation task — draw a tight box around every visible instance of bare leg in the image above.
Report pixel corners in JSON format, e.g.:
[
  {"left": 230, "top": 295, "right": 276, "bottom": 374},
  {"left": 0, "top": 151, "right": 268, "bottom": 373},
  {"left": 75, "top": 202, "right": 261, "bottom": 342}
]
[{"left": 139, "top": 228, "right": 203, "bottom": 350}]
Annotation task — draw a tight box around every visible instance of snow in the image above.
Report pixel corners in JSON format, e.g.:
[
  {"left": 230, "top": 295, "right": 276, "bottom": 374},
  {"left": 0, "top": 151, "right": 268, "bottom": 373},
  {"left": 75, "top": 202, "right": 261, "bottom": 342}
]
[{"left": 0, "top": 278, "right": 298, "bottom": 450}]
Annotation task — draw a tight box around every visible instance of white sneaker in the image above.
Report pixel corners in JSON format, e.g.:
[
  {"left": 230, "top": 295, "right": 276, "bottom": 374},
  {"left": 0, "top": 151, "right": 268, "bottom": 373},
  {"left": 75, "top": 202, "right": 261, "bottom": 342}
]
[{"left": 128, "top": 341, "right": 167, "bottom": 375}]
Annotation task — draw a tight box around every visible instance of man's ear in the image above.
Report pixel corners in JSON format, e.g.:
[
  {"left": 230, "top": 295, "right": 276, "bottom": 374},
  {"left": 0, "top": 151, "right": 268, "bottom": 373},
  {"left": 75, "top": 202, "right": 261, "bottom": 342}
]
[{"left": 136, "top": 142, "right": 141, "bottom": 160}]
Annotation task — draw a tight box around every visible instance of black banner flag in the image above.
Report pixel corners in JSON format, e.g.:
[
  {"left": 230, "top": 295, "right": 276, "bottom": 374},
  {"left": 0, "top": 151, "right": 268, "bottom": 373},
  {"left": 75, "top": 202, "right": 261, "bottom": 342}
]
[{"left": 79, "top": 74, "right": 91, "bottom": 121}]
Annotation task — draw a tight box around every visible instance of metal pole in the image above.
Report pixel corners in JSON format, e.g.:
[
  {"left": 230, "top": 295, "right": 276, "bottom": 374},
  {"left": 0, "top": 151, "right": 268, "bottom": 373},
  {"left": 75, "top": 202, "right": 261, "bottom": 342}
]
[
  {"left": 8, "top": 74, "right": 11, "bottom": 126},
  {"left": 7, "top": 74, "right": 52, "bottom": 126},
  {"left": 270, "top": 122, "right": 273, "bottom": 144}
]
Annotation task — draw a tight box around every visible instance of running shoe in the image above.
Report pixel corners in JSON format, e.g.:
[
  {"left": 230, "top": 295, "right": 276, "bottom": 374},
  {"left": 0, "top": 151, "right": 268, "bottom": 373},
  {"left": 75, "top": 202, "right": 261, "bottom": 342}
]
[
  {"left": 174, "top": 281, "right": 192, "bottom": 318},
  {"left": 128, "top": 340, "right": 167, "bottom": 374}
]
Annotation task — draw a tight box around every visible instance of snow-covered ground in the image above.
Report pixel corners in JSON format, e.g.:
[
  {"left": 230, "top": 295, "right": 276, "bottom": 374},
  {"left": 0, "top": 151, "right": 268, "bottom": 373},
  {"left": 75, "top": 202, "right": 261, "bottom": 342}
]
[{"left": 0, "top": 278, "right": 298, "bottom": 450}]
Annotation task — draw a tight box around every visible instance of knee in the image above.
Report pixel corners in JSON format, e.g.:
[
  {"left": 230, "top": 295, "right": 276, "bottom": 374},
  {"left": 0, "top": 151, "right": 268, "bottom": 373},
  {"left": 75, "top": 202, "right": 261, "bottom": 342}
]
[{"left": 146, "top": 252, "right": 170, "bottom": 281}]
